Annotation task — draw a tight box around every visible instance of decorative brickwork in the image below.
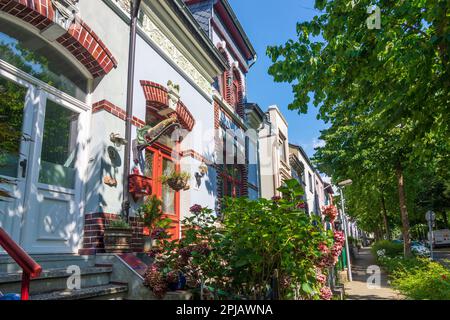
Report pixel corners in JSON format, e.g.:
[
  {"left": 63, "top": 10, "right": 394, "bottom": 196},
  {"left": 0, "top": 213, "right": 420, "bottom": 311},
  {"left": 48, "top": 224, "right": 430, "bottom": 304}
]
[
  {"left": 0, "top": 0, "right": 117, "bottom": 78},
  {"left": 79, "top": 213, "right": 144, "bottom": 255},
  {"left": 140, "top": 81, "right": 195, "bottom": 131},
  {"left": 232, "top": 67, "right": 245, "bottom": 119},
  {"left": 92, "top": 100, "right": 145, "bottom": 128}
]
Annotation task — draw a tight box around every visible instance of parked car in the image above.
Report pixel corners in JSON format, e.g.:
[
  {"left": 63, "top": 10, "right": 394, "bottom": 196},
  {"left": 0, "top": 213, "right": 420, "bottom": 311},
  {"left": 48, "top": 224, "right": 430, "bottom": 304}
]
[
  {"left": 388, "top": 239, "right": 430, "bottom": 256},
  {"left": 411, "top": 241, "right": 430, "bottom": 257}
]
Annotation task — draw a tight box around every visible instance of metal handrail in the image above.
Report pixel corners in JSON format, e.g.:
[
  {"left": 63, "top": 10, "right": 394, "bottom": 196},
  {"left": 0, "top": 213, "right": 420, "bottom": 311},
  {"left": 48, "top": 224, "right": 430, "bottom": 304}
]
[{"left": 0, "top": 228, "right": 42, "bottom": 300}]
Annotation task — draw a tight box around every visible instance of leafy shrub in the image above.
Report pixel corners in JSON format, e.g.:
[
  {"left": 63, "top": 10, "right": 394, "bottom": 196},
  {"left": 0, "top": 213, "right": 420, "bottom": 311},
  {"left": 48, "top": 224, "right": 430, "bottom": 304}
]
[
  {"left": 372, "top": 240, "right": 403, "bottom": 260},
  {"left": 107, "top": 218, "right": 131, "bottom": 229},
  {"left": 137, "top": 195, "right": 171, "bottom": 239},
  {"left": 390, "top": 259, "right": 450, "bottom": 300},
  {"left": 378, "top": 256, "right": 427, "bottom": 274},
  {"left": 146, "top": 179, "right": 340, "bottom": 300}
]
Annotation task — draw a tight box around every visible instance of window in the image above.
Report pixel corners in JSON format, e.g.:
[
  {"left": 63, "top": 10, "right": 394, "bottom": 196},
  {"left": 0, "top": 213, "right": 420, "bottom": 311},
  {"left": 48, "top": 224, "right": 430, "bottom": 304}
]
[
  {"left": 279, "top": 133, "right": 287, "bottom": 163},
  {"left": 232, "top": 79, "right": 239, "bottom": 109},
  {"left": 222, "top": 165, "right": 243, "bottom": 198},
  {"left": 222, "top": 71, "right": 229, "bottom": 98},
  {"left": 0, "top": 76, "right": 27, "bottom": 178},
  {"left": 308, "top": 172, "right": 313, "bottom": 193},
  {"left": 220, "top": 130, "right": 244, "bottom": 198},
  {"left": 39, "top": 100, "right": 79, "bottom": 189},
  {"left": 0, "top": 17, "right": 88, "bottom": 100},
  {"left": 246, "top": 136, "right": 259, "bottom": 193}
]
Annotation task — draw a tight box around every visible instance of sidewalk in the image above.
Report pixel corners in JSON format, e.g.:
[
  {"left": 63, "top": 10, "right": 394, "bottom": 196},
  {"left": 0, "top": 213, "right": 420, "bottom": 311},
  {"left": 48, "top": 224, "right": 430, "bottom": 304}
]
[{"left": 344, "top": 247, "right": 404, "bottom": 300}]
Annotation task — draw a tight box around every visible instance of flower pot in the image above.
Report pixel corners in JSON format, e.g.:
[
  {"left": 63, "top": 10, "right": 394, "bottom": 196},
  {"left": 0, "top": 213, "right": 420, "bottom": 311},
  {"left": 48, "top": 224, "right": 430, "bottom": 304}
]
[
  {"left": 129, "top": 174, "right": 152, "bottom": 201},
  {"left": 143, "top": 235, "right": 158, "bottom": 252},
  {"left": 168, "top": 282, "right": 178, "bottom": 291},
  {"left": 104, "top": 228, "right": 132, "bottom": 253},
  {"left": 177, "top": 273, "right": 186, "bottom": 290}
]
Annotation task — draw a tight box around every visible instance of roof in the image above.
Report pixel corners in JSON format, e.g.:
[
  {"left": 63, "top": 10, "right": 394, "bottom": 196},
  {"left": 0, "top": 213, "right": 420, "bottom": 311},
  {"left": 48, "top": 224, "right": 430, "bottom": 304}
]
[
  {"left": 244, "top": 102, "right": 265, "bottom": 122},
  {"left": 268, "top": 105, "right": 288, "bottom": 127},
  {"left": 170, "top": 0, "right": 228, "bottom": 71},
  {"left": 184, "top": 0, "right": 256, "bottom": 61},
  {"left": 218, "top": 0, "right": 256, "bottom": 60},
  {"left": 289, "top": 143, "right": 315, "bottom": 171}
]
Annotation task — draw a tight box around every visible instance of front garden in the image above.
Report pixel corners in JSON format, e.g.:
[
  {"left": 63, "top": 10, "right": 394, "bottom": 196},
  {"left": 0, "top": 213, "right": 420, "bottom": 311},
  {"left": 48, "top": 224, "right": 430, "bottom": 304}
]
[
  {"left": 140, "top": 179, "right": 344, "bottom": 300},
  {"left": 373, "top": 241, "right": 450, "bottom": 300}
]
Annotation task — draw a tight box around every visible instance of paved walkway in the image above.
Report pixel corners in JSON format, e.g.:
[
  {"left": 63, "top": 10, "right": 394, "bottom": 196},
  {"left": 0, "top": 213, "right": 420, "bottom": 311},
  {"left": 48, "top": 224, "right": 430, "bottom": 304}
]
[{"left": 344, "top": 247, "right": 404, "bottom": 300}]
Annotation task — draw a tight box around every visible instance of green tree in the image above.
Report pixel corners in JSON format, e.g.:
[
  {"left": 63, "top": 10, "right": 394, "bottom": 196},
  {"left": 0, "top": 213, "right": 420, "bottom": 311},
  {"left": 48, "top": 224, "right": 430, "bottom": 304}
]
[{"left": 267, "top": 0, "right": 449, "bottom": 257}]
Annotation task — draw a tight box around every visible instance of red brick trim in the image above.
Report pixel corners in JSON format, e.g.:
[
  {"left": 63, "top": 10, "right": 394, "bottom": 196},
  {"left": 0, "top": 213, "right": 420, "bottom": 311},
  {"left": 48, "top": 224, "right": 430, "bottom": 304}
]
[
  {"left": 79, "top": 213, "right": 144, "bottom": 255},
  {"left": 140, "top": 81, "right": 195, "bottom": 131},
  {"left": 92, "top": 100, "right": 145, "bottom": 128},
  {"left": 0, "top": 0, "right": 118, "bottom": 78},
  {"left": 180, "top": 149, "right": 217, "bottom": 168}
]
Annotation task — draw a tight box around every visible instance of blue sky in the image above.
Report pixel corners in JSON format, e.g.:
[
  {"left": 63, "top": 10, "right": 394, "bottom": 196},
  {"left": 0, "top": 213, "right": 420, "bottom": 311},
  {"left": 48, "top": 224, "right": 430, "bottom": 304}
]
[{"left": 228, "top": 0, "right": 328, "bottom": 158}]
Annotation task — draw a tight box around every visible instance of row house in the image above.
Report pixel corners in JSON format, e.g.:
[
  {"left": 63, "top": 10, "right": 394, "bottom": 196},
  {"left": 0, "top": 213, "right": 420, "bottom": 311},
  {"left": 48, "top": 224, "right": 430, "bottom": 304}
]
[
  {"left": 0, "top": 0, "right": 338, "bottom": 300},
  {"left": 289, "top": 143, "right": 331, "bottom": 215},
  {"left": 0, "top": 0, "right": 255, "bottom": 258},
  {"left": 258, "top": 105, "right": 291, "bottom": 199}
]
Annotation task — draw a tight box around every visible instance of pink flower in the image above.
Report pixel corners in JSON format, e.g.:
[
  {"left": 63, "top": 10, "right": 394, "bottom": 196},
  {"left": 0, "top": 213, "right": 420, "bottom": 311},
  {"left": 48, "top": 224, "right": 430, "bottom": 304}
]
[
  {"left": 334, "top": 231, "right": 345, "bottom": 245},
  {"left": 320, "top": 286, "right": 333, "bottom": 300},
  {"left": 318, "top": 242, "right": 330, "bottom": 254},
  {"left": 316, "top": 273, "right": 327, "bottom": 285}
]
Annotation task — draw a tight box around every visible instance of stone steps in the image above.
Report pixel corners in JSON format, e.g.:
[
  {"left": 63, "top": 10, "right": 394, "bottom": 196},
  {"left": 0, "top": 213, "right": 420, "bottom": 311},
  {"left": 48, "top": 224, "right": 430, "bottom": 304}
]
[
  {"left": 0, "top": 254, "right": 128, "bottom": 300},
  {"left": 30, "top": 283, "right": 128, "bottom": 300},
  {"left": 0, "top": 266, "right": 113, "bottom": 295},
  {"left": 0, "top": 254, "right": 96, "bottom": 273}
]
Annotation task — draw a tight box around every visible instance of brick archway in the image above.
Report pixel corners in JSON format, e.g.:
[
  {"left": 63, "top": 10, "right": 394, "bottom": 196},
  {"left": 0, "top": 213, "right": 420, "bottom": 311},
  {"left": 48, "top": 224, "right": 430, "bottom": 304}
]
[
  {"left": 140, "top": 81, "right": 195, "bottom": 131},
  {"left": 0, "top": 0, "right": 117, "bottom": 78}
]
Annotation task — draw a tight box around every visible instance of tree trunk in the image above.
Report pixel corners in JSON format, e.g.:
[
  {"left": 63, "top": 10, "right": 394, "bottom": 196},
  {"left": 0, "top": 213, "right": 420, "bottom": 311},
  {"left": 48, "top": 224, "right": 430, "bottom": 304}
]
[
  {"left": 380, "top": 193, "right": 391, "bottom": 240},
  {"left": 396, "top": 162, "right": 412, "bottom": 257}
]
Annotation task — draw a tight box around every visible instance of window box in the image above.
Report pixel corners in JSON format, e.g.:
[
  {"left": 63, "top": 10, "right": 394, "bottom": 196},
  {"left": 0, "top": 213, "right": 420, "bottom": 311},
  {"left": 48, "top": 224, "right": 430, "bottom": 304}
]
[{"left": 129, "top": 174, "right": 153, "bottom": 201}]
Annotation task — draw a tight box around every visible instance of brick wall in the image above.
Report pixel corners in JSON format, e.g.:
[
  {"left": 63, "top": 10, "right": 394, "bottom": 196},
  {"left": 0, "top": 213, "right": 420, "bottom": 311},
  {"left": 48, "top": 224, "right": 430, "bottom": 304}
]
[{"left": 79, "top": 213, "right": 144, "bottom": 255}]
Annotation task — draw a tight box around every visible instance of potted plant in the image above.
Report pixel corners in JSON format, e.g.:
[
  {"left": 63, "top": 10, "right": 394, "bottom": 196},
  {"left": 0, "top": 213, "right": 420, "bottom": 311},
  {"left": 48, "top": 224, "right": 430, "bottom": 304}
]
[
  {"left": 137, "top": 195, "right": 171, "bottom": 252},
  {"left": 104, "top": 218, "right": 132, "bottom": 253},
  {"left": 160, "top": 171, "right": 191, "bottom": 191}
]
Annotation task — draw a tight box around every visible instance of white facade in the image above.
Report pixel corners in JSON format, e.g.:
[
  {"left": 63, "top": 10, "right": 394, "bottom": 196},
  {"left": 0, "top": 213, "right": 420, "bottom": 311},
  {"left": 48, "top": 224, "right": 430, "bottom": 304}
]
[{"left": 259, "top": 106, "right": 291, "bottom": 199}]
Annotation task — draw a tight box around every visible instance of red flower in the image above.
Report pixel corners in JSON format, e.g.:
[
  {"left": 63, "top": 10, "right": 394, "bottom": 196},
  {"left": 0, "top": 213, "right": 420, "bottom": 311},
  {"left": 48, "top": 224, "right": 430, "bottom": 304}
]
[
  {"left": 271, "top": 196, "right": 282, "bottom": 202},
  {"left": 297, "top": 202, "right": 306, "bottom": 209},
  {"left": 322, "top": 205, "right": 338, "bottom": 223}
]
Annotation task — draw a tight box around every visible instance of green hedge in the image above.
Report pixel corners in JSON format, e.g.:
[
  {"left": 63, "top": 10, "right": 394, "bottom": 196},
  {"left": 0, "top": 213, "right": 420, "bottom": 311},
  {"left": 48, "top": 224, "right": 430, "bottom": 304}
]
[
  {"left": 372, "top": 240, "right": 450, "bottom": 299},
  {"left": 371, "top": 240, "right": 403, "bottom": 259},
  {"left": 390, "top": 258, "right": 450, "bottom": 300}
]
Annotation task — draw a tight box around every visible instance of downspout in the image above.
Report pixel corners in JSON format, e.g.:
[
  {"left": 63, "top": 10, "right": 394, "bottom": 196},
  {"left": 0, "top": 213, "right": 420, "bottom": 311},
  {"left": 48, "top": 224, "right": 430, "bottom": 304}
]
[
  {"left": 122, "top": 0, "right": 142, "bottom": 222},
  {"left": 255, "top": 110, "right": 267, "bottom": 198}
]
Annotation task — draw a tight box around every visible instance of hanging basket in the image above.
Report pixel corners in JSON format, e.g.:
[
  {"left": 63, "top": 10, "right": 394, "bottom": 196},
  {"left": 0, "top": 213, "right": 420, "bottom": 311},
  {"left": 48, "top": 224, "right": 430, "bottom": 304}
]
[{"left": 166, "top": 177, "right": 189, "bottom": 191}]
